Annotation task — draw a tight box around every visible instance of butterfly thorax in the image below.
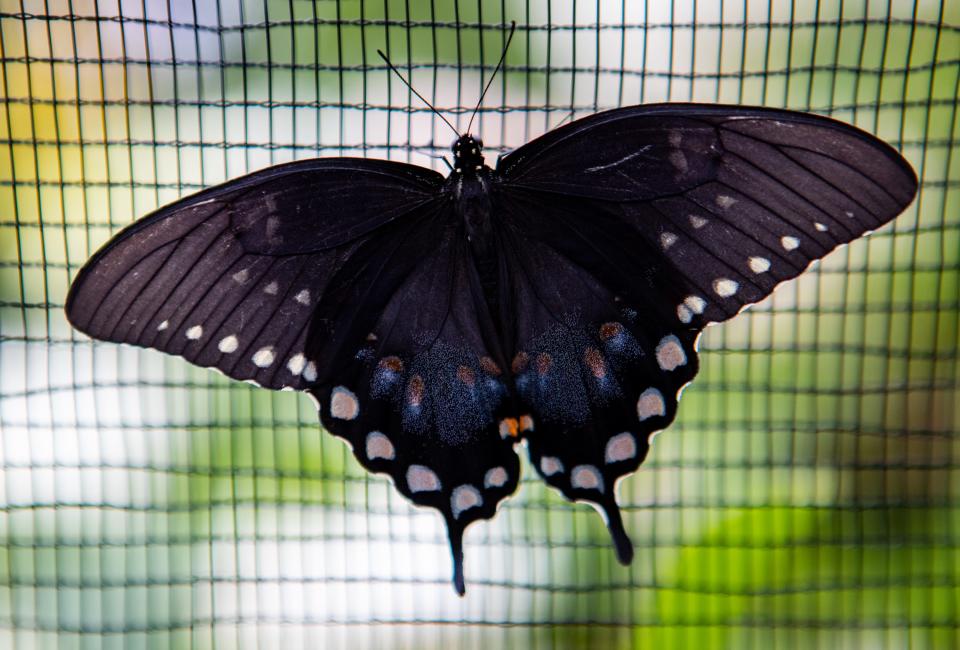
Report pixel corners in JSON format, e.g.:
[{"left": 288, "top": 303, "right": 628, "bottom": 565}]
[{"left": 449, "top": 135, "right": 502, "bottom": 324}]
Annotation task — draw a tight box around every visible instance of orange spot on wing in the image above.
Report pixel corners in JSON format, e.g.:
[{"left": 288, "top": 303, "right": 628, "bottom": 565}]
[
  {"left": 480, "top": 356, "right": 502, "bottom": 376},
  {"left": 583, "top": 347, "right": 606, "bottom": 378},
  {"left": 379, "top": 356, "right": 404, "bottom": 372},
  {"left": 499, "top": 417, "right": 520, "bottom": 438},
  {"left": 599, "top": 322, "right": 624, "bottom": 341},
  {"left": 457, "top": 365, "right": 476, "bottom": 387},
  {"left": 535, "top": 352, "right": 552, "bottom": 375},
  {"left": 511, "top": 352, "right": 529, "bottom": 374},
  {"left": 407, "top": 374, "right": 424, "bottom": 407}
]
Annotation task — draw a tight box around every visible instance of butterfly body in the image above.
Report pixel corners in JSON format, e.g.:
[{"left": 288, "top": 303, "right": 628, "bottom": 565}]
[{"left": 66, "top": 103, "right": 917, "bottom": 594}]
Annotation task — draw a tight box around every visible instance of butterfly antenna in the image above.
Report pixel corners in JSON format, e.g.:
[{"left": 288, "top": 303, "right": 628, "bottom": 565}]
[
  {"left": 377, "top": 49, "right": 459, "bottom": 138},
  {"left": 465, "top": 21, "right": 517, "bottom": 136}
]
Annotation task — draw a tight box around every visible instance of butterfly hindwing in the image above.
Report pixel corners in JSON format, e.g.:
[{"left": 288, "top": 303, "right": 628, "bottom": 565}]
[
  {"left": 492, "top": 199, "right": 701, "bottom": 559},
  {"left": 309, "top": 221, "right": 520, "bottom": 594}
]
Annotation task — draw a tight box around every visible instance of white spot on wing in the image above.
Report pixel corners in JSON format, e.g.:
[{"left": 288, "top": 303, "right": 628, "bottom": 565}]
[
  {"left": 186, "top": 325, "right": 203, "bottom": 340},
  {"left": 540, "top": 456, "right": 564, "bottom": 476},
  {"left": 749, "top": 256, "right": 771, "bottom": 273},
  {"left": 218, "top": 335, "right": 239, "bottom": 353},
  {"left": 287, "top": 353, "right": 306, "bottom": 375},
  {"left": 814, "top": 222, "right": 828, "bottom": 232},
  {"left": 570, "top": 465, "right": 604, "bottom": 492},
  {"left": 605, "top": 432, "right": 637, "bottom": 463},
  {"left": 330, "top": 386, "right": 359, "bottom": 420},
  {"left": 294, "top": 289, "right": 311, "bottom": 305},
  {"left": 677, "top": 304, "right": 693, "bottom": 323},
  {"left": 252, "top": 346, "right": 275, "bottom": 368},
  {"left": 303, "top": 361, "right": 318, "bottom": 382},
  {"left": 715, "top": 195, "right": 736, "bottom": 209},
  {"left": 232, "top": 268, "right": 249, "bottom": 284},
  {"left": 406, "top": 465, "right": 441, "bottom": 492},
  {"left": 451, "top": 484, "right": 483, "bottom": 519},
  {"left": 713, "top": 278, "right": 739, "bottom": 297},
  {"left": 637, "top": 387, "right": 666, "bottom": 421},
  {"left": 484, "top": 466, "right": 508, "bottom": 489},
  {"left": 689, "top": 214, "right": 708, "bottom": 229},
  {"left": 684, "top": 295, "right": 706, "bottom": 314},
  {"left": 157, "top": 320, "right": 169, "bottom": 331},
  {"left": 365, "top": 431, "right": 395, "bottom": 460},
  {"left": 656, "top": 335, "right": 687, "bottom": 371},
  {"left": 669, "top": 150, "right": 688, "bottom": 174},
  {"left": 660, "top": 232, "right": 678, "bottom": 250},
  {"left": 781, "top": 235, "right": 800, "bottom": 251},
  {"left": 264, "top": 281, "right": 279, "bottom": 295}
]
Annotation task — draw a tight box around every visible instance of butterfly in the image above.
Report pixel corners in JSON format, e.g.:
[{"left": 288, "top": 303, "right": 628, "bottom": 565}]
[{"left": 65, "top": 46, "right": 917, "bottom": 593}]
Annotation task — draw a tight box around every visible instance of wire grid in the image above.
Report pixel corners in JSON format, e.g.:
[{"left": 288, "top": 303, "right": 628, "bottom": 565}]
[{"left": 0, "top": 0, "right": 957, "bottom": 647}]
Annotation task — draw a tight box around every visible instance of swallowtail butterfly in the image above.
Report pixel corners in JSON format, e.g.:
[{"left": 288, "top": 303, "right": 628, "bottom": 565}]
[{"left": 66, "top": 40, "right": 917, "bottom": 594}]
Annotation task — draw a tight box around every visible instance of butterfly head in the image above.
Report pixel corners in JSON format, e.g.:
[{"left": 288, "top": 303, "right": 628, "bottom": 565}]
[{"left": 452, "top": 135, "right": 485, "bottom": 173}]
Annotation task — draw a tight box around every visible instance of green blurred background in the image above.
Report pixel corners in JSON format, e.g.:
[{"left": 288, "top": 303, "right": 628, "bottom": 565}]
[{"left": 0, "top": 0, "right": 957, "bottom": 648}]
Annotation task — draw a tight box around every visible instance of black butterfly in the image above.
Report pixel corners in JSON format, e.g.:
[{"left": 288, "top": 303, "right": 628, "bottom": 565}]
[{"left": 65, "top": 86, "right": 917, "bottom": 592}]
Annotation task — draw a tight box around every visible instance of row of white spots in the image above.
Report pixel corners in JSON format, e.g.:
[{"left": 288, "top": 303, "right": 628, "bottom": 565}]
[
  {"left": 536, "top": 432, "right": 642, "bottom": 494},
  {"left": 539, "top": 457, "right": 606, "bottom": 492},
  {"left": 170, "top": 319, "right": 319, "bottom": 380},
  {"left": 366, "top": 433, "right": 508, "bottom": 518},
  {"left": 655, "top": 335, "right": 687, "bottom": 371},
  {"left": 287, "top": 353, "right": 318, "bottom": 381}
]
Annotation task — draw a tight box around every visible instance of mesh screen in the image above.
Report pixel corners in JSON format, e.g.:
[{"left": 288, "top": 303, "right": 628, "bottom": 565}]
[{"left": 1, "top": 1, "right": 958, "bottom": 647}]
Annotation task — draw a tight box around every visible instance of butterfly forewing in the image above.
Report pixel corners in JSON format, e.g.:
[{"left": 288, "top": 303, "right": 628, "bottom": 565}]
[
  {"left": 66, "top": 159, "right": 443, "bottom": 390},
  {"left": 497, "top": 104, "right": 917, "bottom": 331}
]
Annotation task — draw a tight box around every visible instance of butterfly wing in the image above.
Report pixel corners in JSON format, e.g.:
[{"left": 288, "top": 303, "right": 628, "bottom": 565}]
[
  {"left": 65, "top": 158, "right": 443, "bottom": 389},
  {"left": 309, "top": 223, "right": 520, "bottom": 594},
  {"left": 493, "top": 103, "right": 917, "bottom": 558},
  {"left": 66, "top": 159, "right": 520, "bottom": 593}
]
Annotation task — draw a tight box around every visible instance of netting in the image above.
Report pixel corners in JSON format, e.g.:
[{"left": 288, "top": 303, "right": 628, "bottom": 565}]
[{"left": 0, "top": 1, "right": 957, "bottom": 647}]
